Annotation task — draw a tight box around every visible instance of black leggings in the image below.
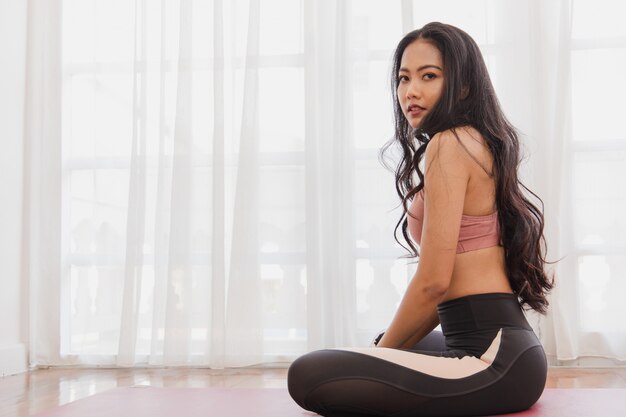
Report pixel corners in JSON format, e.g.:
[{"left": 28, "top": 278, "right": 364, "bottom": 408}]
[{"left": 287, "top": 292, "right": 547, "bottom": 417}]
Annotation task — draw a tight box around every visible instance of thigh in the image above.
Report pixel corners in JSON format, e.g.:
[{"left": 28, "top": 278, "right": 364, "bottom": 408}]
[
  {"left": 287, "top": 328, "right": 547, "bottom": 417},
  {"left": 287, "top": 345, "right": 482, "bottom": 416}
]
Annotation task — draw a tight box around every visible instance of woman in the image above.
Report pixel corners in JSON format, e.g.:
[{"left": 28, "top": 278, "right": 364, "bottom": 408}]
[{"left": 287, "top": 22, "right": 554, "bottom": 417}]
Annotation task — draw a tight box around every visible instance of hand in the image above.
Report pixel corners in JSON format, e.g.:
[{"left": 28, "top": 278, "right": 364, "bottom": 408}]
[{"left": 370, "top": 329, "right": 386, "bottom": 347}]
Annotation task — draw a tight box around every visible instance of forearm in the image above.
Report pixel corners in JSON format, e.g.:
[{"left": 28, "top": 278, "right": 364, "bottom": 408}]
[
  {"left": 399, "top": 308, "right": 441, "bottom": 349},
  {"left": 376, "top": 279, "right": 446, "bottom": 349}
]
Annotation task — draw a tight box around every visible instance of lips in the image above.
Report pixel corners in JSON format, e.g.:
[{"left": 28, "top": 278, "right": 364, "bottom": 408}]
[{"left": 408, "top": 104, "right": 426, "bottom": 117}]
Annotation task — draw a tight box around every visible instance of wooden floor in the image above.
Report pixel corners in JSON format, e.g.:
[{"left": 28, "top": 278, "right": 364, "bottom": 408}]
[{"left": 1, "top": 367, "right": 626, "bottom": 417}]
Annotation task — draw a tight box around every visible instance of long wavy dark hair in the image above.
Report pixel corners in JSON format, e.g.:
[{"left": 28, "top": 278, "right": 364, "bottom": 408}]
[{"left": 379, "top": 22, "right": 554, "bottom": 314}]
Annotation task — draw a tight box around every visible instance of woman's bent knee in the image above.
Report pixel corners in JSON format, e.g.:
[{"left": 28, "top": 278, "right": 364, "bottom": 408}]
[{"left": 287, "top": 350, "right": 321, "bottom": 410}]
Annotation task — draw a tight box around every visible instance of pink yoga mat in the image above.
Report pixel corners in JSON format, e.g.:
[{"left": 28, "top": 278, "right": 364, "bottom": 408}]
[{"left": 29, "top": 387, "right": 626, "bottom": 417}]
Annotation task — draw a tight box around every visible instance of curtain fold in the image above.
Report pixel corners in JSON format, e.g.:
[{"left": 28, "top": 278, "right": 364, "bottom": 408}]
[
  {"left": 23, "top": 0, "right": 63, "bottom": 366},
  {"left": 223, "top": 0, "right": 264, "bottom": 367},
  {"left": 209, "top": 0, "right": 227, "bottom": 369},
  {"left": 22, "top": 0, "right": 626, "bottom": 368},
  {"left": 303, "top": 0, "right": 358, "bottom": 351},
  {"left": 525, "top": 0, "right": 577, "bottom": 362},
  {"left": 117, "top": 0, "right": 149, "bottom": 366}
]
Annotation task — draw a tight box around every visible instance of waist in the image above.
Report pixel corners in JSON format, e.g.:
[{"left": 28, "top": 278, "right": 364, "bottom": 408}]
[
  {"left": 444, "top": 246, "right": 512, "bottom": 299},
  {"left": 437, "top": 292, "right": 532, "bottom": 336}
]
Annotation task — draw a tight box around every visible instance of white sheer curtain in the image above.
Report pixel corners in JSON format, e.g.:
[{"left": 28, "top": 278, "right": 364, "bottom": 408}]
[
  {"left": 538, "top": 0, "right": 626, "bottom": 363},
  {"left": 23, "top": 0, "right": 626, "bottom": 368}
]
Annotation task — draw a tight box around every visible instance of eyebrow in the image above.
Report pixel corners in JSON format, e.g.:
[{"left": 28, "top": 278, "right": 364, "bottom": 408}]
[{"left": 399, "top": 65, "right": 443, "bottom": 73}]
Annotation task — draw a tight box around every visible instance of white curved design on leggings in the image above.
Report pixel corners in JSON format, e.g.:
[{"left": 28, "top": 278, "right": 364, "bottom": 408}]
[{"left": 329, "top": 328, "right": 502, "bottom": 380}]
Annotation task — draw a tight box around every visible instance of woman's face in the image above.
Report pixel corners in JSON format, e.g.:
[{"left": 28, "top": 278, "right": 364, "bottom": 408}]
[{"left": 397, "top": 39, "right": 444, "bottom": 129}]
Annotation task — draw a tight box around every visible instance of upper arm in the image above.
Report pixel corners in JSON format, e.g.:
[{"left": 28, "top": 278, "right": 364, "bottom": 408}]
[{"left": 416, "top": 129, "right": 472, "bottom": 292}]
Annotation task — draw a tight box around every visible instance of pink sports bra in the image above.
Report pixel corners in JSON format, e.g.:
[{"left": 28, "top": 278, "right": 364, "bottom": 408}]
[{"left": 407, "top": 189, "right": 501, "bottom": 254}]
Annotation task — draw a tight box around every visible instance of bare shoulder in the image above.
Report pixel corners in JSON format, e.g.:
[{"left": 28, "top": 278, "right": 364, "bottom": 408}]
[
  {"left": 432, "top": 125, "right": 486, "bottom": 149},
  {"left": 424, "top": 129, "right": 471, "bottom": 182},
  {"left": 428, "top": 125, "right": 493, "bottom": 176}
]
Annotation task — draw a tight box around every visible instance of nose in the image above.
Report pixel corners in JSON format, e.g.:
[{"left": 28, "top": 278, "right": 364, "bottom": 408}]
[{"left": 406, "top": 78, "right": 421, "bottom": 100}]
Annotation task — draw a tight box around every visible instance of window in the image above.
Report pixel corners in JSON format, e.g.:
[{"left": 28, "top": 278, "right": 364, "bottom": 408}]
[{"left": 570, "top": 0, "right": 626, "bottom": 333}]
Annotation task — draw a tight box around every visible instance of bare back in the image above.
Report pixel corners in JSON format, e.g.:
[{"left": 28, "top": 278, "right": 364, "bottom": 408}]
[{"left": 441, "top": 126, "right": 513, "bottom": 301}]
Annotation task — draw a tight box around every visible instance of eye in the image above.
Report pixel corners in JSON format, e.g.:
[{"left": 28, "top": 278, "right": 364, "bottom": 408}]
[
  {"left": 423, "top": 73, "right": 436, "bottom": 80},
  {"left": 397, "top": 75, "right": 408, "bottom": 83}
]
